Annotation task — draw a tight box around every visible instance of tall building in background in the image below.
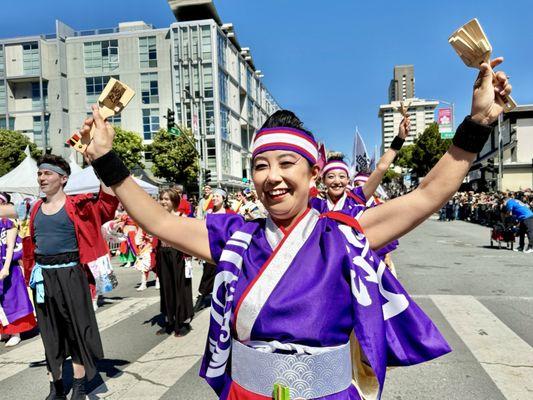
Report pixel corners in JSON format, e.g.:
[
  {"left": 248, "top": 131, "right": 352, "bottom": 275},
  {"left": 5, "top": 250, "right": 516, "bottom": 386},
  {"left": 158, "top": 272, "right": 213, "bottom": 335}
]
[
  {"left": 379, "top": 65, "right": 437, "bottom": 154},
  {"left": 388, "top": 64, "right": 415, "bottom": 102},
  {"left": 0, "top": 0, "right": 280, "bottom": 189}
]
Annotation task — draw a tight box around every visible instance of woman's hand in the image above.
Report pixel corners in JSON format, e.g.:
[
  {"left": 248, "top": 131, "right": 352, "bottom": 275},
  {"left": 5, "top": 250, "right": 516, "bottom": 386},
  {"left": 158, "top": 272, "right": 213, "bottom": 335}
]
[
  {"left": 471, "top": 57, "right": 512, "bottom": 125},
  {"left": 83, "top": 105, "right": 117, "bottom": 162},
  {"left": 398, "top": 116, "right": 411, "bottom": 140}
]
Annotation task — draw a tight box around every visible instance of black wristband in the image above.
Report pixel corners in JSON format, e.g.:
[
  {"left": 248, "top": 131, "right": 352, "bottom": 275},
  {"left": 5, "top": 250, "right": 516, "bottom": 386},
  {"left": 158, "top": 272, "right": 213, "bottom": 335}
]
[
  {"left": 452, "top": 116, "right": 493, "bottom": 154},
  {"left": 390, "top": 136, "right": 405, "bottom": 151},
  {"left": 91, "top": 150, "right": 130, "bottom": 187}
]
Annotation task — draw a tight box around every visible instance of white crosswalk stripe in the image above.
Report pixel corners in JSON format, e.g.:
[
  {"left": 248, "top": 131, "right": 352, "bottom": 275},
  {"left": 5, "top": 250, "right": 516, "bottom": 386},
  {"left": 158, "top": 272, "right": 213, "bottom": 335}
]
[
  {"left": 0, "top": 296, "right": 159, "bottom": 382},
  {"left": 432, "top": 295, "right": 533, "bottom": 400},
  {"left": 88, "top": 309, "right": 210, "bottom": 399},
  {"left": 2, "top": 295, "right": 533, "bottom": 399}
]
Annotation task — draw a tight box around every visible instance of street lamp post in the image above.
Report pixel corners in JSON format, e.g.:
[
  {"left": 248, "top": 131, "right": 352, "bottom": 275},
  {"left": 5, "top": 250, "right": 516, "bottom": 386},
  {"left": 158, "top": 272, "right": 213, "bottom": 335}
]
[{"left": 182, "top": 88, "right": 205, "bottom": 191}]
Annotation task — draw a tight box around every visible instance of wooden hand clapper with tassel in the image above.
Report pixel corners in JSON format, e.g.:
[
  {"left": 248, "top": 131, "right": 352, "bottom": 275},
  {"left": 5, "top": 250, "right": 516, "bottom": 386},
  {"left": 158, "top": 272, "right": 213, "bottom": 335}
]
[
  {"left": 449, "top": 18, "right": 516, "bottom": 112},
  {"left": 66, "top": 78, "right": 135, "bottom": 153}
]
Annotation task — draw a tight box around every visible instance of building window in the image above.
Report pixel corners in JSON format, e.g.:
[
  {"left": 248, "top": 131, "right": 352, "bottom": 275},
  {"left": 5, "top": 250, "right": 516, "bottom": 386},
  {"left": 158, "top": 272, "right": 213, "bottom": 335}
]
[
  {"left": 217, "top": 33, "right": 226, "bottom": 67},
  {"left": 204, "top": 101, "right": 215, "bottom": 134},
  {"left": 0, "top": 116, "right": 15, "bottom": 130},
  {"left": 142, "top": 108, "right": 160, "bottom": 140},
  {"left": 180, "top": 27, "right": 190, "bottom": 60},
  {"left": 203, "top": 63, "right": 213, "bottom": 98},
  {"left": 247, "top": 98, "right": 253, "bottom": 122},
  {"left": 218, "top": 70, "right": 227, "bottom": 104},
  {"left": 191, "top": 26, "right": 200, "bottom": 59},
  {"left": 84, "top": 40, "right": 119, "bottom": 74},
  {"left": 183, "top": 66, "right": 190, "bottom": 94},
  {"left": 141, "top": 72, "right": 159, "bottom": 104},
  {"left": 192, "top": 65, "right": 200, "bottom": 98},
  {"left": 31, "top": 82, "right": 47, "bottom": 110},
  {"left": 201, "top": 26, "right": 212, "bottom": 60},
  {"left": 139, "top": 36, "right": 157, "bottom": 68},
  {"left": 22, "top": 43, "right": 40, "bottom": 75},
  {"left": 222, "top": 142, "right": 231, "bottom": 174},
  {"left": 246, "top": 69, "right": 252, "bottom": 95},
  {"left": 220, "top": 106, "right": 229, "bottom": 140},
  {"left": 206, "top": 138, "right": 217, "bottom": 173},
  {"left": 173, "top": 31, "right": 181, "bottom": 62},
  {"left": 86, "top": 75, "right": 118, "bottom": 105},
  {"left": 0, "top": 46, "right": 4, "bottom": 76},
  {"left": 32, "top": 115, "right": 49, "bottom": 148},
  {"left": 0, "top": 81, "right": 6, "bottom": 114}
]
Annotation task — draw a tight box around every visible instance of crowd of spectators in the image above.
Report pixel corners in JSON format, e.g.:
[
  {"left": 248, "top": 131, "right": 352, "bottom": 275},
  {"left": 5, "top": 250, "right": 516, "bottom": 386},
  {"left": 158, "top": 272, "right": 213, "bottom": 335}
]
[{"left": 439, "top": 190, "right": 533, "bottom": 225}]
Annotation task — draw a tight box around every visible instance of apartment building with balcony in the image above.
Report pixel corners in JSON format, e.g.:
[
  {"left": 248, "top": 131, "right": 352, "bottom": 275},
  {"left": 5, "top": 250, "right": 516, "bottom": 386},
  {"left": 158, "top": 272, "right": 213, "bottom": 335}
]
[{"left": 0, "top": 0, "right": 280, "bottom": 188}]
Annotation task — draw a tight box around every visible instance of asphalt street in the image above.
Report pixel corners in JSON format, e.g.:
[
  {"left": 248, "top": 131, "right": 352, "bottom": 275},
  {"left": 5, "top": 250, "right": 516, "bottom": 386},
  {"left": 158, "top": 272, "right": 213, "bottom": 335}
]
[{"left": 1, "top": 217, "right": 531, "bottom": 399}]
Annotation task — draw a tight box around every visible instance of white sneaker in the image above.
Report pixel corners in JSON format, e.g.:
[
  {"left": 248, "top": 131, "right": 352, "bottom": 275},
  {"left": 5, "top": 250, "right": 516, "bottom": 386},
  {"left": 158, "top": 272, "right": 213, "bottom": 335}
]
[
  {"left": 525, "top": 246, "right": 533, "bottom": 254},
  {"left": 136, "top": 283, "right": 147, "bottom": 291},
  {"left": 5, "top": 335, "right": 21, "bottom": 347}
]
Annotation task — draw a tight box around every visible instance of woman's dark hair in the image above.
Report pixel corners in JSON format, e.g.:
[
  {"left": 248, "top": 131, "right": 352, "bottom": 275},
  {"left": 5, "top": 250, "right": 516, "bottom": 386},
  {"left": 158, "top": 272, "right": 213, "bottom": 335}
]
[
  {"left": 260, "top": 110, "right": 315, "bottom": 140},
  {"left": 0, "top": 191, "right": 11, "bottom": 204},
  {"left": 37, "top": 154, "right": 71, "bottom": 176},
  {"left": 326, "top": 151, "right": 345, "bottom": 163},
  {"left": 159, "top": 188, "right": 181, "bottom": 211}
]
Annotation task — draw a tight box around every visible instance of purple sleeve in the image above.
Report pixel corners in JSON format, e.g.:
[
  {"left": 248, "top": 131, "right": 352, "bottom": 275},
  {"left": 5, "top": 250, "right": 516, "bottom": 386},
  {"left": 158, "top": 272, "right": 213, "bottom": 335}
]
[
  {"left": 206, "top": 213, "right": 246, "bottom": 263},
  {"left": 350, "top": 186, "right": 367, "bottom": 203},
  {"left": 1, "top": 218, "right": 14, "bottom": 230}
]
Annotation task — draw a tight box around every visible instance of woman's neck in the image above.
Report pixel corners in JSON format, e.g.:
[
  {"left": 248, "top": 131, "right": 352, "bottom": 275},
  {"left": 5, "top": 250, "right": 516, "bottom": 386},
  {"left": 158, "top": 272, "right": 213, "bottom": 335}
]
[
  {"left": 327, "top": 191, "right": 343, "bottom": 204},
  {"left": 271, "top": 206, "right": 310, "bottom": 231}
]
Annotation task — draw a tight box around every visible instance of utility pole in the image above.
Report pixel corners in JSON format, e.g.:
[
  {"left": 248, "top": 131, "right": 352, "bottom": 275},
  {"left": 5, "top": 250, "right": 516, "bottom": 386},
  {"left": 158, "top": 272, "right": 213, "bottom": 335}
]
[{"left": 497, "top": 113, "right": 503, "bottom": 191}]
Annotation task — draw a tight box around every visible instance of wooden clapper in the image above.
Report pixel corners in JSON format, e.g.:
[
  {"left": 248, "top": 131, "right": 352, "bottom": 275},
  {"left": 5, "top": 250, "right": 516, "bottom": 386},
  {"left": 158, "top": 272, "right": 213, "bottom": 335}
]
[
  {"left": 66, "top": 78, "right": 135, "bottom": 153},
  {"left": 449, "top": 18, "right": 516, "bottom": 112}
]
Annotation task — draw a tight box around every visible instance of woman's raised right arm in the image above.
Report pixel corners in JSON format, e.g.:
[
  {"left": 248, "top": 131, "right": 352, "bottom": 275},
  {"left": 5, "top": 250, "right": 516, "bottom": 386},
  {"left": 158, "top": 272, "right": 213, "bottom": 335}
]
[{"left": 83, "top": 108, "right": 213, "bottom": 263}]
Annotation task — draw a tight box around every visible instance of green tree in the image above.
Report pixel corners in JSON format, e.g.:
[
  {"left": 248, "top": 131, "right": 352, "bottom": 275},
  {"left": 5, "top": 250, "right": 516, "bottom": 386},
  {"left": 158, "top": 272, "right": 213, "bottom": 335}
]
[
  {"left": 112, "top": 127, "right": 145, "bottom": 170},
  {"left": 395, "top": 144, "right": 414, "bottom": 169},
  {"left": 411, "top": 123, "right": 451, "bottom": 177},
  {"left": 382, "top": 169, "right": 401, "bottom": 184},
  {"left": 149, "top": 127, "right": 199, "bottom": 185},
  {"left": 0, "top": 129, "right": 42, "bottom": 177}
]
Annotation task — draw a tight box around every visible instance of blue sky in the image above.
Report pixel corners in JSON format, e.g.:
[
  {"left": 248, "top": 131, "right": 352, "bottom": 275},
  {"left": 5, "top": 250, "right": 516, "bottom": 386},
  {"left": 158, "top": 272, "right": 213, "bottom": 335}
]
[{"left": 1, "top": 0, "right": 531, "bottom": 157}]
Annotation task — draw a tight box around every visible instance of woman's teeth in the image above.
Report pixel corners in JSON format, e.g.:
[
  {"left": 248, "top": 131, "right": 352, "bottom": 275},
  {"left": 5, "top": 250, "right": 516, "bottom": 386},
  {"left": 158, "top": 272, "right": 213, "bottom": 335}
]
[{"left": 269, "top": 189, "right": 289, "bottom": 196}]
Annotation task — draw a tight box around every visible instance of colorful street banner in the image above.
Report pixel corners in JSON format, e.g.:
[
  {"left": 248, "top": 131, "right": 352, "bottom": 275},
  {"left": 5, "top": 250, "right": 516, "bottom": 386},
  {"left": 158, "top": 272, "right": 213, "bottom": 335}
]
[{"left": 438, "top": 108, "right": 454, "bottom": 139}]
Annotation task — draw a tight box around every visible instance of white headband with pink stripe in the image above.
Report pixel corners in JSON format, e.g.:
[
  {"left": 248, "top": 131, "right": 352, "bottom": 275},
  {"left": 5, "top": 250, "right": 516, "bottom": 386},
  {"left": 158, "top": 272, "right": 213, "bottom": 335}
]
[
  {"left": 251, "top": 127, "right": 319, "bottom": 165},
  {"left": 322, "top": 161, "right": 349, "bottom": 176}
]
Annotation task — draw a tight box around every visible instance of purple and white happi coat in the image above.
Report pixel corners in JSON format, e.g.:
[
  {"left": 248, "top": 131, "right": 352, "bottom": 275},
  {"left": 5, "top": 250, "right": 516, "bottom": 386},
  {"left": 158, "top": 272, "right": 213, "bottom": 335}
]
[
  {"left": 310, "top": 186, "right": 399, "bottom": 258},
  {"left": 0, "top": 218, "right": 33, "bottom": 327},
  {"left": 199, "top": 207, "right": 450, "bottom": 399}
]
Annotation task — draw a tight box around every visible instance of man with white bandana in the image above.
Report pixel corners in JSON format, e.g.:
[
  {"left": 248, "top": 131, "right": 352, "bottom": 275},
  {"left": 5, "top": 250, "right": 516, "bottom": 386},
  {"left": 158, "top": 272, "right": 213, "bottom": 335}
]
[{"left": 0, "top": 154, "right": 118, "bottom": 400}]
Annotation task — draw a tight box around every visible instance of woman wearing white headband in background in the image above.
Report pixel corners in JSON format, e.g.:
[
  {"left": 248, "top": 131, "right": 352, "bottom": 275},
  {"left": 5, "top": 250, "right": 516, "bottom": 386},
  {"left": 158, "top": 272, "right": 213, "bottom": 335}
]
[{"left": 81, "top": 58, "right": 511, "bottom": 400}]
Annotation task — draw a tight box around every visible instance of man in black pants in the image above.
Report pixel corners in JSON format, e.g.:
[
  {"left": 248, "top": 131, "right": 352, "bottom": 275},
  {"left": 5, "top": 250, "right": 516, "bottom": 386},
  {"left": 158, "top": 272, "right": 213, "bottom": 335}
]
[{"left": 0, "top": 154, "right": 118, "bottom": 399}]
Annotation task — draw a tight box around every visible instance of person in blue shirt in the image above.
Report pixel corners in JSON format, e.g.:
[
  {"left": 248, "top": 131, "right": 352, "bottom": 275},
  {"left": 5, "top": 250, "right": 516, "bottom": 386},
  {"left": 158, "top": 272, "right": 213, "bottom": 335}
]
[{"left": 505, "top": 194, "right": 533, "bottom": 253}]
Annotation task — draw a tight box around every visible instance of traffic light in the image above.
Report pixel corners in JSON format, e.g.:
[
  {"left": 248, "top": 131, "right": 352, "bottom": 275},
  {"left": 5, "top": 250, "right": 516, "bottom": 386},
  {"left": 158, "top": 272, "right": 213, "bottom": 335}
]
[
  {"left": 204, "top": 169, "right": 212, "bottom": 185},
  {"left": 486, "top": 159, "right": 497, "bottom": 174},
  {"left": 166, "top": 108, "right": 175, "bottom": 130}
]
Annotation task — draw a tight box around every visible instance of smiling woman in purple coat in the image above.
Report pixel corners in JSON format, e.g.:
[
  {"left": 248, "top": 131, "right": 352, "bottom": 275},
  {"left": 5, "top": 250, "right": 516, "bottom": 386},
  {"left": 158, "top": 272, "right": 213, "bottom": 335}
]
[{"left": 80, "top": 58, "right": 511, "bottom": 399}]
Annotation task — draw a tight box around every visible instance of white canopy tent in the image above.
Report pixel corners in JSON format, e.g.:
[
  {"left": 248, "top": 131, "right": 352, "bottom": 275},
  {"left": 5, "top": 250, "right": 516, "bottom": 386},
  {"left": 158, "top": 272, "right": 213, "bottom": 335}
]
[
  {"left": 65, "top": 166, "right": 158, "bottom": 196},
  {"left": 0, "top": 147, "right": 40, "bottom": 196}
]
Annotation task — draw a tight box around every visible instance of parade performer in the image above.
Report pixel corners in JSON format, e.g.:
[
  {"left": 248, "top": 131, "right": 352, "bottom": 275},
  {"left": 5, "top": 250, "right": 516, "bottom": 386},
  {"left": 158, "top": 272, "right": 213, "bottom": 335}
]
[
  {"left": 0, "top": 154, "right": 118, "bottom": 399},
  {"left": 156, "top": 189, "right": 194, "bottom": 336},
  {"left": 82, "top": 57, "right": 511, "bottom": 399},
  {"left": 0, "top": 192, "right": 37, "bottom": 347},
  {"left": 194, "top": 188, "right": 235, "bottom": 312},
  {"left": 133, "top": 228, "right": 158, "bottom": 291},
  {"left": 118, "top": 212, "right": 138, "bottom": 268},
  {"left": 197, "top": 185, "right": 214, "bottom": 219}
]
